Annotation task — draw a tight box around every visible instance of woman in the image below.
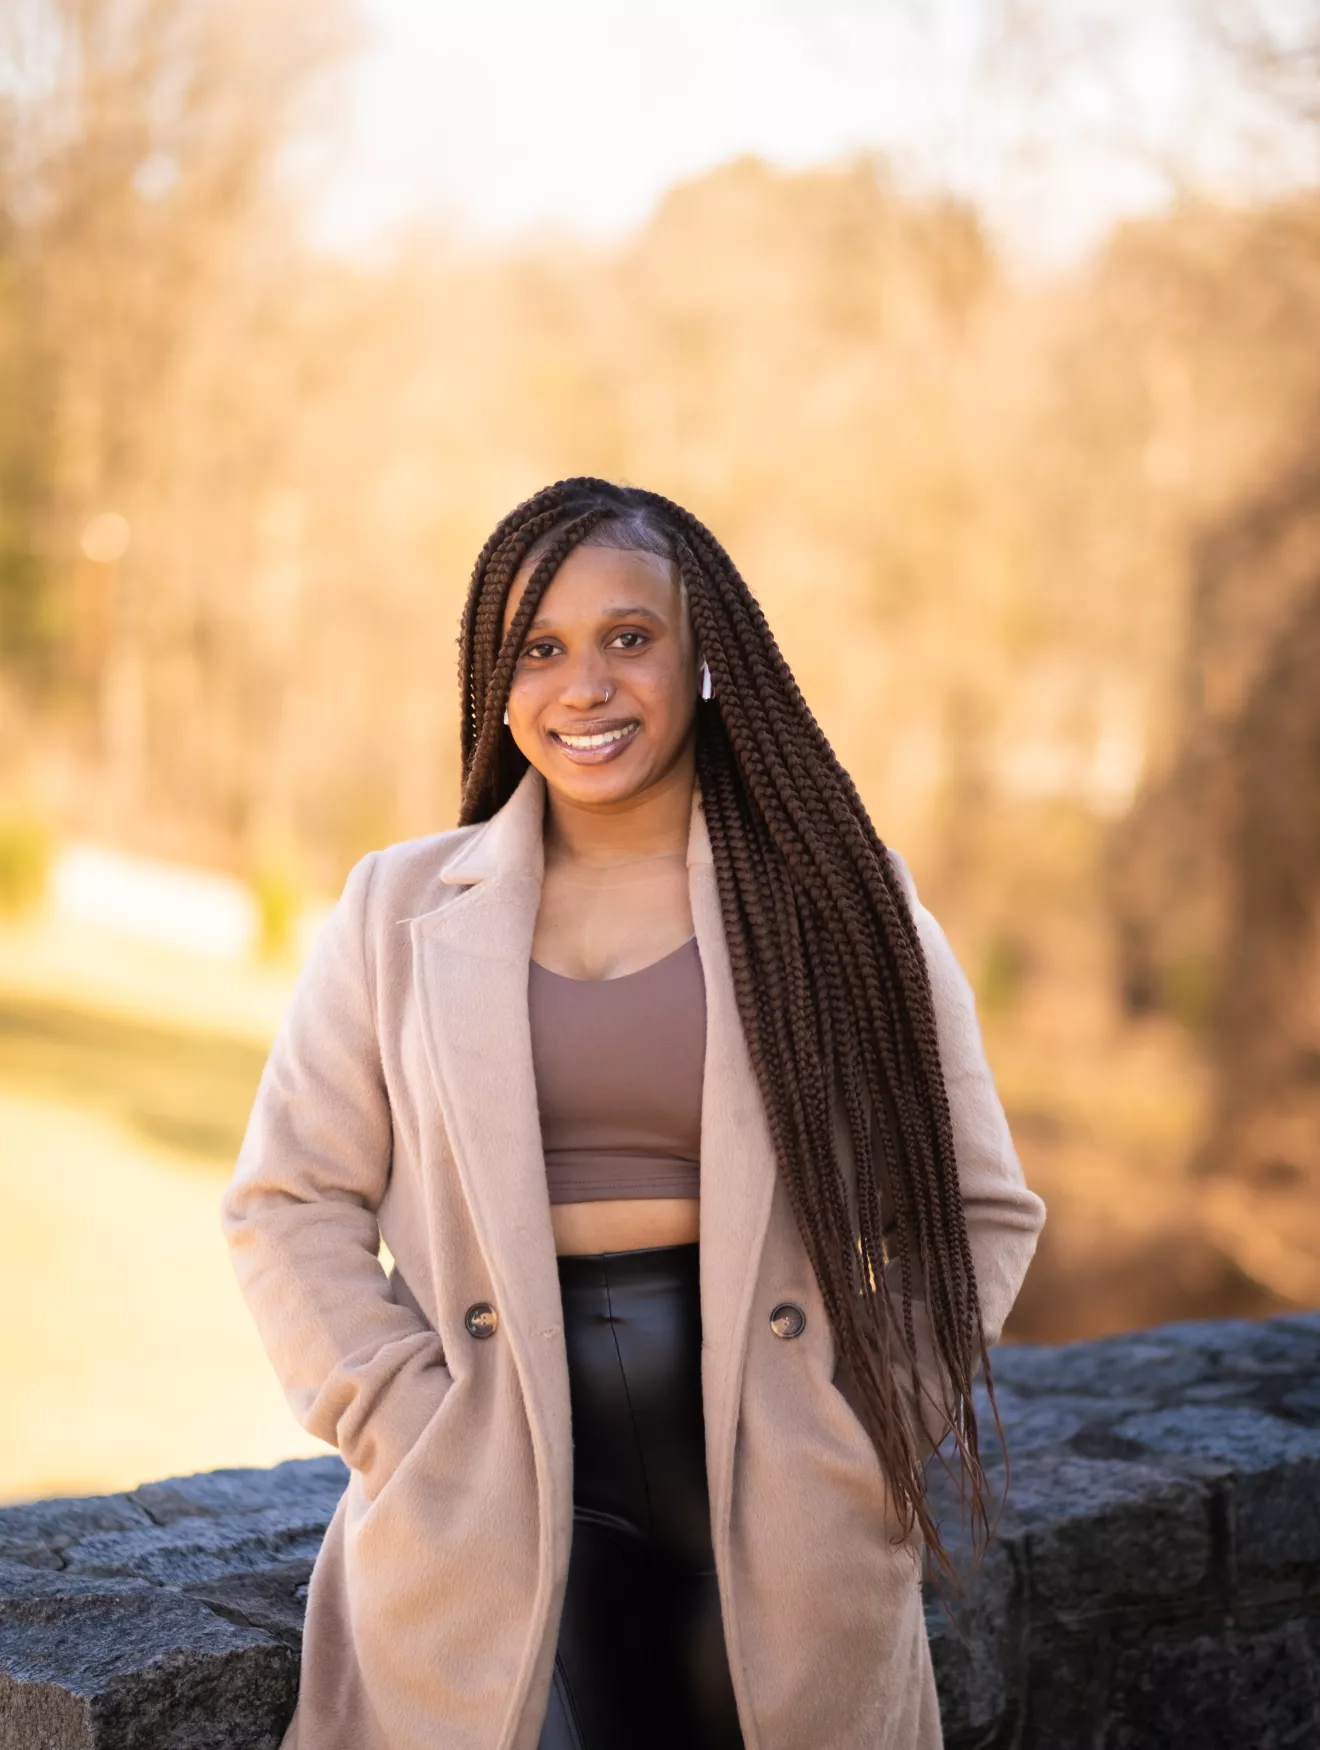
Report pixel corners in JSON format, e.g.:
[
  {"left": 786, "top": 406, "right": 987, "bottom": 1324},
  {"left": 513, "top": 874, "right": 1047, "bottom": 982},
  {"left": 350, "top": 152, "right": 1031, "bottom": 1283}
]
[{"left": 222, "top": 477, "right": 1046, "bottom": 1750}]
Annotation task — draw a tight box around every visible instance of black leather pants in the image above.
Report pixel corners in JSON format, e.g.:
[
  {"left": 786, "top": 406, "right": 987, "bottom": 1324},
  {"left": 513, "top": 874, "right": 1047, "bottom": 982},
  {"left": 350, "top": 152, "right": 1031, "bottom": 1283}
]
[{"left": 537, "top": 1243, "right": 745, "bottom": 1750}]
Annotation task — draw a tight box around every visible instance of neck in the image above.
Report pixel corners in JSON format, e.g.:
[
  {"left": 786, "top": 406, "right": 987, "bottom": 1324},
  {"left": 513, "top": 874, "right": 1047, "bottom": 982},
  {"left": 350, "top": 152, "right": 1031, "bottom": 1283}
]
[{"left": 543, "top": 743, "right": 696, "bottom": 869}]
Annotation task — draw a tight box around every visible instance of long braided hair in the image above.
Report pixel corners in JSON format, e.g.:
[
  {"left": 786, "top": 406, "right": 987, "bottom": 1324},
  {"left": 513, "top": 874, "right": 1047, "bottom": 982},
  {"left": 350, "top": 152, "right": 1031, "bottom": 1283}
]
[{"left": 457, "top": 477, "right": 1007, "bottom": 1591}]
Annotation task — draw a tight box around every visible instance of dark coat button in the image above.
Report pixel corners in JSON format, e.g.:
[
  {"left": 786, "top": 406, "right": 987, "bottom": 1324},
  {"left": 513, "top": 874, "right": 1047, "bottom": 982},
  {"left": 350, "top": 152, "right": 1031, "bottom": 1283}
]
[
  {"left": 465, "top": 1302, "right": 498, "bottom": 1339},
  {"left": 769, "top": 1301, "right": 806, "bottom": 1340}
]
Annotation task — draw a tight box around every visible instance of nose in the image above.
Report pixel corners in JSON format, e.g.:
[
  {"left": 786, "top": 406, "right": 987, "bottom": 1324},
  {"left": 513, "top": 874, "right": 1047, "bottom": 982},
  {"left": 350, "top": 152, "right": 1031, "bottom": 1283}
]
[{"left": 557, "top": 648, "right": 614, "bottom": 709}]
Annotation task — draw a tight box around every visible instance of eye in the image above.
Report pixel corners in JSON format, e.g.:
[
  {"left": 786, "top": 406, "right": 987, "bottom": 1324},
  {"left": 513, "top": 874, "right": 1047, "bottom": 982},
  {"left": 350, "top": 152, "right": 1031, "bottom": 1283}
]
[
  {"left": 521, "top": 639, "right": 560, "bottom": 662},
  {"left": 610, "top": 629, "right": 649, "bottom": 650}
]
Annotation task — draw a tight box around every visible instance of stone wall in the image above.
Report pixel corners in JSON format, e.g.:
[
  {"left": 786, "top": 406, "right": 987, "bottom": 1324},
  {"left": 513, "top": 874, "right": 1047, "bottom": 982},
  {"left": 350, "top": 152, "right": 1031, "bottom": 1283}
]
[{"left": 2, "top": 1310, "right": 1318, "bottom": 1748}]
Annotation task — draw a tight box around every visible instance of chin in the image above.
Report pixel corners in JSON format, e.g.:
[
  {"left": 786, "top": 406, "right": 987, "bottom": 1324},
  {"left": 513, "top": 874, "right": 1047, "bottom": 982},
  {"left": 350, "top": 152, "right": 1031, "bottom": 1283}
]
[
  {"left": 557, "top": 770, "right": 650, "bottom": 808},
  {"left": 544, "top": 755, "right": 655, "bottom": 809}
]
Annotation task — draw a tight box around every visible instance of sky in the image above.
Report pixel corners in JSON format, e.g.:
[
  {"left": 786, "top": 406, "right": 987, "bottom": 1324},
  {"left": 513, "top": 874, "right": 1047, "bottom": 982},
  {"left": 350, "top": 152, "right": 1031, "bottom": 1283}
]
[{"left": 303, "top": 0, "right": 1318, "bottom": 269}]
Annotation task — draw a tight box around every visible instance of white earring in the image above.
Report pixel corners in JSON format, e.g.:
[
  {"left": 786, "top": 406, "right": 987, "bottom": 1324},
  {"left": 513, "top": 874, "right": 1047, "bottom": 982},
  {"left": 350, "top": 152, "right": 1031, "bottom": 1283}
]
[
  {"left": 699, "top": 660, "right": 712, "bottom": 700},
  {"left": 503, "top": 706, "right": 510, "bottom": 725}
]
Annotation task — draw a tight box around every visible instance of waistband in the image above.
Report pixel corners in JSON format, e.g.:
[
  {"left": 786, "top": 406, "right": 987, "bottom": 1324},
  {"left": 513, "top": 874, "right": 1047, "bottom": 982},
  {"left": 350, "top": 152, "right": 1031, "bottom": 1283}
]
[{"left": 556, "top": 1241, "right": 699, "bottom": 1292}]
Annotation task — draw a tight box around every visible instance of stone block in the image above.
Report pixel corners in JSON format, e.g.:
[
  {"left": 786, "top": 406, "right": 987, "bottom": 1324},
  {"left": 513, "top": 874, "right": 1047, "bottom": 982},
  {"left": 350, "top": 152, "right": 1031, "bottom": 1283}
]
[
  {"left": 1104, "top": 1623, "right": 1239, "bottom": 1749},
  {"left": 0, "top": 1587, "right": 296, "bottom": 1749},
  {"left": 1106, "top": 1616, "right": 1320, "bottom": 1750},
  {"left": 1229, "top": 1615, "right": 1320, "bottom": 1747},
  {"left": 129, "top": 1458, "right": 346, "bottom": 1529},
  {"left": 182, "top": 1559, "right": 316, "bottom": 1650},
  {"left": 0, "top": 1495, "right": 152, "bottom": 1574},
  {"left": 981, "top": 1392, "right": 1093, "bottom": 1456},
  {"left": 998, "top": 1453, "right": 1213, "bottom": 1614},
  {"left": 992, "top": 1329, "right": 1222, "bottom": 1404},
  {"left": 1115, "top": 1406, "right": 1320, "bottom": 1572},
  {"left": 64, "top": 1505, "right": 331, "bottom": 1590},
  {"left": 1019, "top": 1620, "right": 1112, "bottom": 1750},
  {"left": 925, "top": 1541, "right": 1016, "bottom": 1739}
]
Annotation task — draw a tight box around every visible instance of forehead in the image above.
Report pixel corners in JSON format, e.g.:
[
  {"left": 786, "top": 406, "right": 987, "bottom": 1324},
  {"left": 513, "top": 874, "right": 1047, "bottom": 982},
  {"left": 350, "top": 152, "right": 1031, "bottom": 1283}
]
[{"left": 501, "top": 544, "right": 682, "bottom": 637}]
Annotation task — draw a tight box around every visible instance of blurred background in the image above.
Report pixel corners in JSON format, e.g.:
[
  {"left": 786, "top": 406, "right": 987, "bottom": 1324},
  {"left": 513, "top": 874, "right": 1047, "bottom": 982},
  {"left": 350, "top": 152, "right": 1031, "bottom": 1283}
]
[{"left": 2, "top": 0, "right": 1319, "bottom": 1503}]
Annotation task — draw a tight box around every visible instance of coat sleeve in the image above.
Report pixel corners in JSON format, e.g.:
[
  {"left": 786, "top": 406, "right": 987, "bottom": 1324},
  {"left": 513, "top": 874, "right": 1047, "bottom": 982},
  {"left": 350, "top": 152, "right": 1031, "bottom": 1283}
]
[
  {"left": 221, "top": 850, "right": 451, "bottom": 1500},
  {"left": 881, "top": 847, "right": 1047, "bottom": 1461}
]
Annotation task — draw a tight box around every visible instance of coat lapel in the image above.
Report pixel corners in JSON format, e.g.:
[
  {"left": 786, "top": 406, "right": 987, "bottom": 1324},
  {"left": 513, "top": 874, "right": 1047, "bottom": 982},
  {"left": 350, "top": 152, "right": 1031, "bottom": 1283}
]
[
  {"left": 406, "top": 763, "right": 779, "bottom": 1553},
  {"left": 406, "top": 768, "right": 571, "bottom": 1507},
  {"left": 686, "top": 796, "right": 780, "bottom": 1538}
]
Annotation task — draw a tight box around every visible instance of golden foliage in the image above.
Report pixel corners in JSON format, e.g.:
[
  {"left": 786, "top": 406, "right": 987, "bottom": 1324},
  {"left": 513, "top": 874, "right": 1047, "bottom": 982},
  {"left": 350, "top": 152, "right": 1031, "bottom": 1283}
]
[{"left": 3, "top": 3, "right": 1319, "bottom": 1328}]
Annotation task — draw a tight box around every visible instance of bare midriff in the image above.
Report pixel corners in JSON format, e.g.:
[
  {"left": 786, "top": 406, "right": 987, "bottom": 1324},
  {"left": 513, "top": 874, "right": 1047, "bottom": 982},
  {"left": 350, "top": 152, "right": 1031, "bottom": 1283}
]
[{"left": 551, "top": 1196, "right": 701, "bottom": 1256}]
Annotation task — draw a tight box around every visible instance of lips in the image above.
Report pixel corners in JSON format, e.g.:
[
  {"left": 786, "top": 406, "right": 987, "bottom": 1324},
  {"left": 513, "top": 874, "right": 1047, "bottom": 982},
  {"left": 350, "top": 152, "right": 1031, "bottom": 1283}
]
[
  {"left": 548, "top": 719, "right": 641, "bottom": 761},
  {"left": 552, "top": 724, "right": 636, "bottom": 749}
]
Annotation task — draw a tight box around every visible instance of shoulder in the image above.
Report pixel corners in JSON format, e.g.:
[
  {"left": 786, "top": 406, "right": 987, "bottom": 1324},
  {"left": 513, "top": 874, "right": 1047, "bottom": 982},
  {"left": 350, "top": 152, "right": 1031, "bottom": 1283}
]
[
  {"left": 883, "top": 844, "right": 919, "bottom": 912},
  {"left": 332, "top": 822, "right": 488, "bottom": 936},
  {"left": 882, "top": 845, "right": 998, "bottom": 1105},
  {"left": 366, "top": 822, "right": 485, "bottom": 892},
  {"left": 882, "top": 842, "right": 979, "bottom": 1021}
]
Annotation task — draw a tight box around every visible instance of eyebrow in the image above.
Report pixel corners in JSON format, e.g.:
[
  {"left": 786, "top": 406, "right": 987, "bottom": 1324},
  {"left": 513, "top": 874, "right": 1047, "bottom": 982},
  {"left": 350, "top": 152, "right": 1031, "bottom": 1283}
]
[{"left": 524, "top": 604, "right": 665, "bottom": 633}]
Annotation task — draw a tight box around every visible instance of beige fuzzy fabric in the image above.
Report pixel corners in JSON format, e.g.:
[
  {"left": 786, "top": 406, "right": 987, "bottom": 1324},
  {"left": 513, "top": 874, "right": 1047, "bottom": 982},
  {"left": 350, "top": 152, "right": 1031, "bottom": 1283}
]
[{"left": 222, "top": 765, "right": 1046, "bottom": 1750}]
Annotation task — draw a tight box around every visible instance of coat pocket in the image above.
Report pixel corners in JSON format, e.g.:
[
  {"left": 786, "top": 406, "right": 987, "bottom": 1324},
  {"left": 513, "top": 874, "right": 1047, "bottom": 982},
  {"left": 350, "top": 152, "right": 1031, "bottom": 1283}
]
[
  {"left": 834, "top": 1333, "right": 958, "bottom": 1468},
  {"left": 829, "top": 1348, "right": 872, "bottom": 1446},
  {"left": 338, "top": 1365, "right": 544, "bottom": 1747},
  {"left": 820, "top": 1349, "right": 893, "bottom": 1497},
  {"left": 358, "top": 1364, "right": 458, "bottom": 1510},
  {"left": 829, "top": 1347, "right": 945, "bottom": 1492}
]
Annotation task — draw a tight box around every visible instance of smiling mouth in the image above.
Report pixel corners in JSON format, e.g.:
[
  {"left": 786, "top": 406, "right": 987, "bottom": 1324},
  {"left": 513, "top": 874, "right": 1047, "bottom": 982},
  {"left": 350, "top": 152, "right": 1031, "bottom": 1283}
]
[{"left": 549, "top": 721, "right": 640, "bottom": 753}]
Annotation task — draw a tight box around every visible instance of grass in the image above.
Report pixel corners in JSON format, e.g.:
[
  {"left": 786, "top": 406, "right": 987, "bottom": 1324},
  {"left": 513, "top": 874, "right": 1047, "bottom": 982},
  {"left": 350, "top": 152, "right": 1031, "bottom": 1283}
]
[
  {"left": 0, "top": 992, "right": 268, "bottom": 1166},
  {"left": 0, "top": 914, "right": 322, "bottom": 1505},
  {"left": 0, "top": 1087, "right": 326, "bottom": 1503}
]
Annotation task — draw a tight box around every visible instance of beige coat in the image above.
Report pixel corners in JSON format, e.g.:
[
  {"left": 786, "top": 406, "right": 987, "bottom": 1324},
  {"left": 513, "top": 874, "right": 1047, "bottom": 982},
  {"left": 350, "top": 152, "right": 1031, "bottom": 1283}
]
[{"left": 222, "top": 764, "right": 1046, "bottom": 1750}]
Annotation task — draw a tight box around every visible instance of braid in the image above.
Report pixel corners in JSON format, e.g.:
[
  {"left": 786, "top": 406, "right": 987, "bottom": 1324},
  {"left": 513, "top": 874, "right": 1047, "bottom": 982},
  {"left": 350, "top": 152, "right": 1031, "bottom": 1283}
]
[{"left": 455, "top": 477, "right": 1010, "bottom": 1601}]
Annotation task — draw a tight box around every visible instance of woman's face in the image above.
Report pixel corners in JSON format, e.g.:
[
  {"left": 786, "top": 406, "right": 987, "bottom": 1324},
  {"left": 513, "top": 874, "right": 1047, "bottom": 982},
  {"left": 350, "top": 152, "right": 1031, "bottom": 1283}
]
[{"left": 500, "top": 543, "right": 699, "bottom": 811}]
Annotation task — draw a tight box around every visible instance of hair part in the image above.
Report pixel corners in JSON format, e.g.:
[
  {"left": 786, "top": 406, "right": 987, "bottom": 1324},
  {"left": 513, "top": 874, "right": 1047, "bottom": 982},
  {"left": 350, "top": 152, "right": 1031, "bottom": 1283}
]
[
  {"left": 456, "top": 476, "right": 1009, "bottom": 1612},
  {"left": 519, "top": 507, "right": 678, "bottom": 573}
]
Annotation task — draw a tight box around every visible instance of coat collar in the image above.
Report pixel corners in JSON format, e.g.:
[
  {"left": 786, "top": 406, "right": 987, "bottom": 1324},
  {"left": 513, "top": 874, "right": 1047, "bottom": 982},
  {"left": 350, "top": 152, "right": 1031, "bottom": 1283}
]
[
  {"left": 434, "top": 762, "right": 715, "bottom": 893},
  {"left": 408, "top": 758, "right": 774, "bottom": 1561}
]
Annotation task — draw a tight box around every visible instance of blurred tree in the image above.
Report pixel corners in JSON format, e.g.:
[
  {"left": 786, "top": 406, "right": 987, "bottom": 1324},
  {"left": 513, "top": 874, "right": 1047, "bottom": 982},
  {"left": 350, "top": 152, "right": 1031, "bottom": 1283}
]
[
  {"left": 1109, "top": 449, "right": 1320, "bottom": 1304},
  {"left": 1, "top": 8, "right": 1319, "bottom": 1335},
  {"left": 0, "top": 232, "right": 55, "bottom": 691},
  {"left": 0, "top": 0, "right": 353, "bottom": 829}
]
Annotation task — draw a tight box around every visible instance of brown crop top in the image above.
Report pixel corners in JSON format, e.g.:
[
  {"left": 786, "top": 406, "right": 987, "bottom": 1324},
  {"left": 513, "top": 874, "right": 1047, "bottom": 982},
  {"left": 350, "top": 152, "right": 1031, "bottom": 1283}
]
[{"left": 528, "top": 935, "right": 706, "bottom": 1204}]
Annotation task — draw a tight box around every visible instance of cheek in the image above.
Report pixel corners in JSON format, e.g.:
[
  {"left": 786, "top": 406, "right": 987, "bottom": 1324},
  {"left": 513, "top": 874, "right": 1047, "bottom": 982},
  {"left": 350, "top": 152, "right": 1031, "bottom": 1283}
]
[
  {"left": 506, "top": 668, "right": 550, "bottom": 717},
  {"left": 632, "top": 647, "right": 690, "bottom": 700},
  {"left": 633, "top": 660, "right": 695, "bottom": 734}
]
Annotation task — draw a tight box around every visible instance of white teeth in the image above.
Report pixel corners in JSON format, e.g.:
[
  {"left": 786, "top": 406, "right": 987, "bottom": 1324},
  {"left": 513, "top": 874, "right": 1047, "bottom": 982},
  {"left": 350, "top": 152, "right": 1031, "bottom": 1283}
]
[{"left": 556, "top": 725, "right": 635, "bottom": 749}]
